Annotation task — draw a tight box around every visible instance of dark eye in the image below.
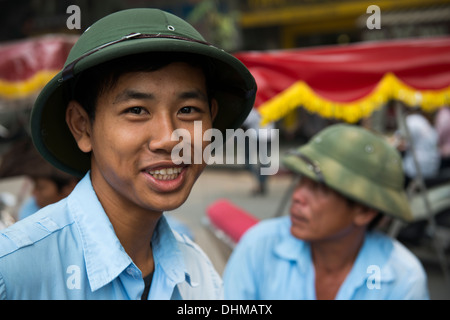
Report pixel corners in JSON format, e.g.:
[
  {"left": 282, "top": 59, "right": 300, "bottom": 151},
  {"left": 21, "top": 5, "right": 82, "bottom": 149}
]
[
  {"left": 127, "top": 107, "right": 145, "bottom": 114},
  {"left": 179, "top": 106, "right": 195, "bottom": 114}
]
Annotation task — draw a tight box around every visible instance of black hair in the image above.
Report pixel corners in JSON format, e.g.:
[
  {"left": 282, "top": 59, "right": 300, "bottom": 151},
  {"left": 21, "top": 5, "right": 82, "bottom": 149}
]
[{"left": 71, "top": 52, "right": 216, "bottom": 120}]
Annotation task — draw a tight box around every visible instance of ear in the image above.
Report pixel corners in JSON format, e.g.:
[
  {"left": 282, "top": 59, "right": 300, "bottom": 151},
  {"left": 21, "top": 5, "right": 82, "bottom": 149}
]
[
  {"left": 65, "top": 100, "right": 93, "bottom": 153},
  {"left": 353, "top": 205, "right": 378, "bottom": 228},
  {"left": 210, "top": 98, "right": 219, "bottom": 122}
]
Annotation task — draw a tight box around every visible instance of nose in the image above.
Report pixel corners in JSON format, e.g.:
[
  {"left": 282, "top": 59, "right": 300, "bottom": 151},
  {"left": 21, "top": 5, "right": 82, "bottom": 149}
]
[
  {"left": 148, "top": 114, "right": 179, "bottom": 154},
  {"left": 291, "top": 179, "right": 308, "bottom": 205}
]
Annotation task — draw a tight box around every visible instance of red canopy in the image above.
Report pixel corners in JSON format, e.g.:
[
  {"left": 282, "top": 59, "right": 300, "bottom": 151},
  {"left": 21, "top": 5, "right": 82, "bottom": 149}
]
[
  {"left": 235, "top": 37, "right": 450, "bottom": 123},
  {"left": 1, "top": 35, "right": 448, "bottom": 123},
  {"left": 0, "top": 35, "right": 76, "bottom": 102}
]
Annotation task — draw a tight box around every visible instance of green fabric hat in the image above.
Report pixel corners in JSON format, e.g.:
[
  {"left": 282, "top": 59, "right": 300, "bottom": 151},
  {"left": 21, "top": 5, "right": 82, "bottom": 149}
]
[
  {"left": 31, "top": 8, "right": 256, "bottom": 177},
  {"left": 282, "top": 124, "right": 413, "bottom": 222}
]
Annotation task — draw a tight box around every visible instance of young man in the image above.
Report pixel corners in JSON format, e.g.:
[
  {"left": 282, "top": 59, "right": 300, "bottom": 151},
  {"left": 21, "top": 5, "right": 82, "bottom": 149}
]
[
  {"left": 224, "top": 124, "right": 429, "bottom": 300},
  {"left": 0, "top": 8, "right": 256, "bottom": 299}
]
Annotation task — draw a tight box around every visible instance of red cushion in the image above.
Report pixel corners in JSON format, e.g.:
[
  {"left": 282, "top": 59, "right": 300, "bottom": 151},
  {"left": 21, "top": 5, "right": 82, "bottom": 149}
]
[{"left": 206, "top": 199, "right": 259, "bottom": 243}]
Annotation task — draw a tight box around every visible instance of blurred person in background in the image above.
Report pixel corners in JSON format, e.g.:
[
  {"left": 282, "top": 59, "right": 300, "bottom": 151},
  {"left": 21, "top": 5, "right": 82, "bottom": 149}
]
[
  {"left": 396, "top": 107, "right": 440, "bottom": 187},
  {"left": 435, "top": 106, "right": 450, "bottom": 171},
  {"left": 242, "top": 108, "right": 275, "bottom": 196},
  {"left": 224, "top": 124, "right": 429, "bottom": 300},
  {"left": 0, "top": 137, "right": 79, "bottom": 220}
]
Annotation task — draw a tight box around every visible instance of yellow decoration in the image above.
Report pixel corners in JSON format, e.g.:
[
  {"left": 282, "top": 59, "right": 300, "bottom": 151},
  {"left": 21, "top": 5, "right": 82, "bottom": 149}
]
[
  {"left": 0, "top": 70, "right": 58, "bottom": 99},
  {"left": 258, "top": 72, "right": 450, "bottom": 125}
]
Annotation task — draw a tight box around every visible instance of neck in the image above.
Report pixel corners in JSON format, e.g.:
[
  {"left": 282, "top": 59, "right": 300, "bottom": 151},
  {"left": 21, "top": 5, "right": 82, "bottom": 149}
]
[
  {"left": 107, "top": 205, "right": 160, "bottom": 277},
  {"left": 91, "top": 173, "right": 161, "bottom": 277},
  {"left": 311, "top": 227, "right": 366, "bottom": 273}
]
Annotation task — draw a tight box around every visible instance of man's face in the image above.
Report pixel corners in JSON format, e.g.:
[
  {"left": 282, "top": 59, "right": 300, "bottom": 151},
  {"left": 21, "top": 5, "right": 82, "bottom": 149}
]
[
  {"left": 289, "top": 176, "right": 358, "bottom": 242},
  {"left": 75, "top": 62, "right": 217, "bottom": 214}
]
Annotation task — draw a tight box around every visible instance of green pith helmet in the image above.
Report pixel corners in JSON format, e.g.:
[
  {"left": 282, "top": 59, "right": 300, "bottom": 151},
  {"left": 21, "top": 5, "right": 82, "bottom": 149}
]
[
  {"left": 282, "top": 124, "right": 413, "bottom": 222},
  {"left": 31, "top": 8, "right": 256, "bottom": 177}
]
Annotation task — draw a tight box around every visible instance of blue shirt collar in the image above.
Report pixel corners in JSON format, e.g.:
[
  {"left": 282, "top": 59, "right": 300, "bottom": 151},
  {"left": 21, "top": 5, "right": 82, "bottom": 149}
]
[
  {"left": 67, "top": 173, "right": 192, "bottom": 292},
  {"left": 273, "top": 223, "right": 395, "bottom": 291},
  {"left": 152, "top": 215, "right": 192, "bottom": 286},
  {"left": 274, "top": 229, "right": 312, "bottom": 274},
  {"left": 342, "top": 232, "right": 395, "bottom": 288}
]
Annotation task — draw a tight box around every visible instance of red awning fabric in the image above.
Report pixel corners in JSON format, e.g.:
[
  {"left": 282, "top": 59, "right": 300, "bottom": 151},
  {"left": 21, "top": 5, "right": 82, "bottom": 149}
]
[
  {"left": 1, "top": 35, "right": 448, "bottom": 123},
  {"left": 235, "top": 37, "right": 450, "bottom": 124},
  {"left": 0, "top": 35, "right": 76, "bottom": 101}
]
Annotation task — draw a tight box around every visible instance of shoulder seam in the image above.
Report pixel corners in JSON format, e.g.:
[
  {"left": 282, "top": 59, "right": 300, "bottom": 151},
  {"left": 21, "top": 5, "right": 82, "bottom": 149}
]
[{"left": 0, "top": 218, "right": 75, "bottom": 258}]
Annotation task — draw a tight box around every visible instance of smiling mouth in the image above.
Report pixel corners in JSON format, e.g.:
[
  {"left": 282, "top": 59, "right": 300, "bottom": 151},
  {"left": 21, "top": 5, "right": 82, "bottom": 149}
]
[{"left": 146, "top": 167, "right": 183, "bottom": 180}]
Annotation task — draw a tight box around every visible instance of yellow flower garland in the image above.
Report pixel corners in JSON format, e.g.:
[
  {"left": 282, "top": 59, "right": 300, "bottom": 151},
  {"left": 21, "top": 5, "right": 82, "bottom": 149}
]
[
  {"left": 258, "top": 72, "right": 450, "bottom": 125},
  {"left": 0, "top": 70, "right": 58, "bottom": 100}
]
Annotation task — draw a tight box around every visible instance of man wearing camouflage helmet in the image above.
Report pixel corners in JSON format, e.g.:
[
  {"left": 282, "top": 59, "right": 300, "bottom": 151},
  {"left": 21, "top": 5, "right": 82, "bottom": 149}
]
[
  {"left": 0, "top": 8, "right": 256, "bottom": 299},
  {"left": 224, "top": 124, "right": 429, "bottom": 300}
]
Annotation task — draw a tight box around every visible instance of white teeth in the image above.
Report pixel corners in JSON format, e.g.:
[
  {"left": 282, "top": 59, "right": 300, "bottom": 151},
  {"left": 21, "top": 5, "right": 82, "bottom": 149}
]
[{"left": 147, "top": 167, "right": 182, "bottom": 180}]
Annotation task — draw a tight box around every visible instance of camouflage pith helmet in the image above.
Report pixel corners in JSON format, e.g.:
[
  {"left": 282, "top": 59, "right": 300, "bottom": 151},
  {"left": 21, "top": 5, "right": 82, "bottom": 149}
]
[
  {"left": 282, "top": 124, "right": 412, "bottom": 222},
  {"left": 31, "top": 8, "right": 256, "bottom": 177}
]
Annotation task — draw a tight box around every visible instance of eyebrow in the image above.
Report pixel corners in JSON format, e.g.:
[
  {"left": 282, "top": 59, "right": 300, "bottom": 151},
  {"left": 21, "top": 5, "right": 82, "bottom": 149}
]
[
  {"left": 178, "top": 89, "right": 208, "bottom": 102},
  {"left": 113, "top": 90, "right": 154, "bottom": 104},
  {"left": 113, "top": 89, "right": 208, "bottom": 104}
]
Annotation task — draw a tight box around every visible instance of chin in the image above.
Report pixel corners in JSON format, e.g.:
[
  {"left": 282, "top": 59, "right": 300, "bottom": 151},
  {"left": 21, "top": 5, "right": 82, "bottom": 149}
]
[
  {"left": 290, "top": 226, "right": 311, "bottom": 241},
  {"left": 149, "top": 189, "right": 192, "bottom": 212},
  {"left": 158, "top": 200, "right": 187, "bottom": 212}
]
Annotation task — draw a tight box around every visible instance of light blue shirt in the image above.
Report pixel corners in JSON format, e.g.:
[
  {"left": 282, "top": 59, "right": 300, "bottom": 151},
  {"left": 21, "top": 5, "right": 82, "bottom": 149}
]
[
  {"left": 0, "top": 173, "right": 223, "bottom": 300},
  {"left": 18, "top": 196, "right": 194, "bottom": 240},
  {"left": 224, "top": 216, "right": 429, "bottom": 300}
]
